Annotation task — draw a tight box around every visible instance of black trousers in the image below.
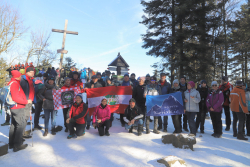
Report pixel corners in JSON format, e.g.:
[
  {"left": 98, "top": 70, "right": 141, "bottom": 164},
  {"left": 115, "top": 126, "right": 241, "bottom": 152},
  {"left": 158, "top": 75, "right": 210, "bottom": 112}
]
[
  {"left": 196, "top": 108, "right": 207, "bottom": 131},
  {"left": 233, "top": 111, "right": 245, "bottom": 136},
  {"left": 98, "top": 119, "right": 110, "bottom": 136},
  {"left": 172, "top": 115, "right": 182, "bottom": 133},
  {"left": 9, "top": 108, "right": 26, "bottom": 147},
  {"left": 63, "top": 108, "right": 70, "bottom": 128},
  {"left": 182, "top": 114, "right": 188, "bottom": 129},
  {"left": 223, "top": 106, "right": 231, "bottom": 128},
  {"left": 158, "top": 116, "right": 168, "bottom": 128},
  {"left": 186, "top": 112, "right": 196, "bottom": 135},
  {"left": 5, "top": 113, "right": 11, "bottom": 123},
  {"left": 210, "top": 111, "right": 222, "bottom": 135},
  {"left": 137, "top": 104, "right": 146, "bottom": 124},
  {"left": 34, "top": 101, "right": 43, "bottom": 127},
  {"left": 246, "top": 114, "right": 250, "bottom": 135},
  {"left": 68, "top": 122, "right": 86, "bottom": 136},
  {"left": 120, "top": 114, "right": 125, "bottom": 125}
]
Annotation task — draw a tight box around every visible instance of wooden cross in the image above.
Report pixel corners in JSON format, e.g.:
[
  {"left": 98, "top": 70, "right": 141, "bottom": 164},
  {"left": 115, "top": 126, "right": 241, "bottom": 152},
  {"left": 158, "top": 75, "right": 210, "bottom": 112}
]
[{"left": 52, "top": 19, "right": 78, "bottom": 69}]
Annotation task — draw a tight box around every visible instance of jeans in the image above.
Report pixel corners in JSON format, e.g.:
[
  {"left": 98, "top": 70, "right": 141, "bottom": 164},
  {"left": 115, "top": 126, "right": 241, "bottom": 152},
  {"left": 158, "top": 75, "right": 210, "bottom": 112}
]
[
  {"left": 172, "top": 115, "right": 182, "bottom": 133},
  {"left": 34, "top": 101, "right": 43, "bottom": 127},
  {"left": 68, "top": 121, "right": 86, "bottom": 136},
  {"left": 44, "top": 109, "right": 56, "bottom": 129},
  {"left": 98, "top": 119, "right": 110, "bottom": 136},
  {"left": 63, "top": 108, "right": 70, "bottom": 128},
  {"left": 125, "top": 119, "right": 143, "bottom": 130},
  {"left": 223, "top": 106, "right": 231, "bottom": 128},
  {"left": 210, "top": 111, "right": 222, "bottom": 135},
  {"left": 186, "top": 111, "right": 196, "bottom": 135},
  {"left": 233, "top": 111, "right": 245, "bottom": 136},
  {"left": 9, "top": 108, "right": 26, "bottom": 147},
  {"left": 158, "top": 116, "right": 168, "bottom": 129}
]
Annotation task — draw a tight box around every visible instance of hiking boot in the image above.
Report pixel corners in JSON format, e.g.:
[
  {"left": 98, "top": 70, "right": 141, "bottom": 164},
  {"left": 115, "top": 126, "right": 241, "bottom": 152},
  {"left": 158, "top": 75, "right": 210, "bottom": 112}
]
[
  {"left": 23, "top": 135, "right": 32, "bottom": 139},
  {"left": 51, "top": 128, "right": 56, "bottom": 135},
  {"left": 86, "top": 125, "right": 90, "bottom": 130},
  {"left": 138, "top": 125, "right": 143, "bottom": 136},
  {"left": 200, "top": 130, "right": 204, "bottom": 134},
  {"left": 43, "top": 129, "right": 48, "bottom": 137},
  {"left": 237, "top": 135, "right": 248, "bottom": 141},
  {"left": 225, "top": 127, "right": 230, "bottom": 131},
  {"left": 121, "top": 123, "right": 125, "bottom": 127},
  {"left": 183, "top": 128, "right": 189, "bottom": 132},
  {"left": 65, "top": 127, "right": 68, "bottom": 132},
  {"left": 105, "top": 130, "right": 110, "bottom": 136},
  {"left": 157, "top": 126, "right": 162, "bottom": 130},
  {"left": 67, "top": 134, "right": 76, "bottom": 139},
  {"left": 54, "top": 126, "right": 63, "bottom": 132},
  {"left": 1, "top": 122, "right": 10, "bottom": 126},
  {"left": 214, "top": 134, "right": 222, "bottom": 138},
  {"left": 9, "top": 144, "right": 13, "bottom": 149},
  {"left": 146, "top": 129, "right": 150, "bottom": 134},
  {"left": 233, "top": 133, "right": 237, "bottom": 137},
  {"left": 211, "top": 133, "right": 215, "bottom": 136},
  {"left": 13, "top": 144, "right": 28, "bottom": 152},
  {"left": 129, "top": 127, "right": 133, "bottom": 133},
  {"left": 163, "top": 128, "right": 167, "bottom": 132},
  {"left": 247, "top": 133, "right": 250, "bottom": 137},
  {"left": 34, "top": 125, "right": 43, "bottom": 130},
  {"left": 153, "top": 130, "right": 160, "bottom": 134}
]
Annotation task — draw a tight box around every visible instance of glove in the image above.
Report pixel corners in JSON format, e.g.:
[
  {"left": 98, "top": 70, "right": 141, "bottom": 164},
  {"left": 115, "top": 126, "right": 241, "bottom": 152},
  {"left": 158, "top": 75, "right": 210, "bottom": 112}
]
[{"left": 0, "top": 109, "right": 2, "bottom": 115}]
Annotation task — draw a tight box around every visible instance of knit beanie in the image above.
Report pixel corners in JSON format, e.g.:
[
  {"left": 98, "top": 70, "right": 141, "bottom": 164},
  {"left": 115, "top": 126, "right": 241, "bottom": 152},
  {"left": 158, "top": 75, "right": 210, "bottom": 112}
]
[
  {"left": 201, "top": 80, "right": 207, "bottom": 84},
  {"left": 124, "top": 73, "right": 129, "bottom": 77},
  {"left": 26, "top": 67, "right": 34, "bottom": 73},
  {"left": 211, "top": 81, "right": 218, "bottom": 87},
  {"left": 76, "top": 93, "right": 82, "bottom": 99},
  {"left": 236, "top": 80, "right": 243, "bottom": 86},
  {"left": 11, "top": 70, "right": 22, "bottom": 78},
  {"left": 222, "top": 76, "right": 228, "bottom": 82},
  {"left": 173, "top": 79, "right": 179, "bottom": 85},
  {"left": 188, "top": 81, "right": 195, "bottom": 88}
]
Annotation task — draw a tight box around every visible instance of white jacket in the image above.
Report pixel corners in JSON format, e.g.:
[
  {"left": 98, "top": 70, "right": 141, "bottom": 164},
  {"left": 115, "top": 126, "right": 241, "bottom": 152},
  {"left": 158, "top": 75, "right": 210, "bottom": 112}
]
[{"left": 184, "top": 88, "right": 201, "bottom": 112}]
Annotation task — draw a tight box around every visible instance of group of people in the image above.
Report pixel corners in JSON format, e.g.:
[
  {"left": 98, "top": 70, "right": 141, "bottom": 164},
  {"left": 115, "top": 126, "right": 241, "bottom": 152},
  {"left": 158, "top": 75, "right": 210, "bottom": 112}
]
[{"left": 2, "top": 65, "right": 250, "bottom": 153}]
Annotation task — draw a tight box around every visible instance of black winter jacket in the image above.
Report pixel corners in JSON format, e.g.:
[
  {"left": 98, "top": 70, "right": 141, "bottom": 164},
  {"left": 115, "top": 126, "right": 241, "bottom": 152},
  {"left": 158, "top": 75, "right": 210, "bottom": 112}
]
[
  {"left": 133, "top": 84, "right": 146, "bottom": 107},
  {"left": 85, "top": 81, "right": 103, "bottom": 88},
  {"left": 123, "top": 105, "right": 143, "bottom": 123}
]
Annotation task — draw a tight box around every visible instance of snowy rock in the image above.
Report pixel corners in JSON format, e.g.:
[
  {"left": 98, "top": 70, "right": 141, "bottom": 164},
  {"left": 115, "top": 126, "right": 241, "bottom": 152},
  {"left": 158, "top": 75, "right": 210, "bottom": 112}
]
[
  {"left": 157, "top": 156, "right": 187, "bottom": 167},
  {"left": 162, "top": 134, "right": 196, "bottom": 151},
  {"left": 0, "top": 141, "right": 8, "bottom": 156}
]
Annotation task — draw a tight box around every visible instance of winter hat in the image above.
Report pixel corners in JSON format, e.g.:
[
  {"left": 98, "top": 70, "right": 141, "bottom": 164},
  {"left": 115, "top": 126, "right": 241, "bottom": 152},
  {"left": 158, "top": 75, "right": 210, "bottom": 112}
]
[
  {"left": 11, "top": 70, "right": 22, "bottom": 78},
  {"left": 35, "top": 80, "right": 43, "bottom": 85},
  {"left": 236, "top": 80, "right": 243, "bottom": 86},
  {"left": 160, "top": 73, "right": 166, "bottom": 76},
  {"left": 91, "top": 75, "right": 97, "bottom": 79},
  {"left": 146, "top": 74, "right": 150, "bottom": 77},
  {"left": 26, "top": 67, "right": 34, "bottom": 73},
  {"left": 129, "top": 98, "right": 136, "bottom": 103},
  {"left": 131, "top": 73, "right": 135, "bottom": 76},
  {"left": 72, "top": 71, "right": 79, "bottom": 75},
  {"left": 76, "top": 93, "right": 82, "bottom": 99},
  {"left": 96, "top": 72, "right": 102, "bottom": 76},
  {"left": 201, "top": 80, "right": 207, "bottom": 84},
  {"left": 151, "top": 76, "right": 157, "bottom": 81},
  {"left": 43, "top": 73, "right": 48, "bottom": 78},
  {"left": 222, "top": 76, "right": 228, "bottom": 82},
  {"left": 188, "top": 81, "right": 195, "bottom": 88},
  {"left": 211, "top": 81, "right": 218, "bottom": 87},
  {"left": 173, "top": 79, "right": 179, "bottom": 85},
  {"left": 124, "top": 73, "right": 129, "bottom": 77},
  {"left": 37, "top": 73, "right": 43, "bottom": 77},
  {"left": 48, "top": 77, "right": 55, "bottom": 81},
  {"left": 64, "top": 77, "right": 70, "bottom": 82}
]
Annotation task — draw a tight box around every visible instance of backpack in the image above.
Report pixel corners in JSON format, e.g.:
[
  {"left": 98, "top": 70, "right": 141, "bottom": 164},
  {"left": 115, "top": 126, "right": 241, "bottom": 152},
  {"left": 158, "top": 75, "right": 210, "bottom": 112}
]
[
  {"left": 92, "top": 71, "right": 96, "bottom": 76},
  {"left": 0, "top": 82, "right": 20, "bottom": 108}
]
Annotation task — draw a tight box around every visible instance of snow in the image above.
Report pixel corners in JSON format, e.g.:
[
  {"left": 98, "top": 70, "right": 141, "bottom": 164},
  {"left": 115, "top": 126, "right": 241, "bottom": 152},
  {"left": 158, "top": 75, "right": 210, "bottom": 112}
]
[
  {"left": 0, "top": 109, "right": 250, "bottom": 167},
  {"left": 163, "top": 155, "right": 183, "bottom": 161}
]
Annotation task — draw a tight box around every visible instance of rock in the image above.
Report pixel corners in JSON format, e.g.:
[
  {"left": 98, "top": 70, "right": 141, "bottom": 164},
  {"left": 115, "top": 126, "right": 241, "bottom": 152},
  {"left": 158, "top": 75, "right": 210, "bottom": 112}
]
[
  {"left": 162, "top": 133, "right": 196, "bottom": 151},
  {"left": 0, "top": 142, "right": 8, "bottom": 156},
  {"left": 157, "top": 156, "right": 187, "bottom": 167}
]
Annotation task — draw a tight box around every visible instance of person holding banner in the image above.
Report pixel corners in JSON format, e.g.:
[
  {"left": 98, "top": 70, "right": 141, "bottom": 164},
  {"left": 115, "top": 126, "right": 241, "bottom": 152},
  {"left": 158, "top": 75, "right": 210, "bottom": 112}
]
[
  {"left": 179, "top": 76, "right": 189, "bottom": 132},
  {"left": 92, "top": 99, "right": 111, "bottom": 136},
  {"left": 38, "top": 76, "right": 59, "bottom": 136},
  {"left": 184, "top": 81, "right": 201, "bottom": 136},
  {"left": 123, "top": 98, "right": 144, "bottom": 136},
  {"left": 206, "top": 81, "right": 224, "bottom": 138},
  {"left": 61, "top": 77, "right": 75, "bottom": 132},
  {"left": 70, "top": 71, "right": 83, "bottom": 89},
  {"left": 144, "top": 76, "right": 162, "bottom": 134},
  {"left": 66, "top": 94, "right": 88, "bottom": 139}
]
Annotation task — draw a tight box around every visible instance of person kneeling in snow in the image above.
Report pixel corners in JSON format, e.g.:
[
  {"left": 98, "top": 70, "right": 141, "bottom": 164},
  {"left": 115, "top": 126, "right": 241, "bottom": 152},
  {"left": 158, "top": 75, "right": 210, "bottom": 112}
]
[
  {"left": 66, "top": 94, "right": 88, "bottom": 139},
  {"left": 92, "top": 99, "right": 111, "bottom": 136},
  {"left": 123, "top": 98, "right": 144, "bottom": 136}
]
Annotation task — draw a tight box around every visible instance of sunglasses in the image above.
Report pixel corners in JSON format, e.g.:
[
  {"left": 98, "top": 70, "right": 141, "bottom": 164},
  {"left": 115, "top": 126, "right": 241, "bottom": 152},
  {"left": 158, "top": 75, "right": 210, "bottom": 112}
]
[
  {"left": 151, "top": 80, "right": 156, "bottom": 82},
  {"left": 212, "top": 85, "right": 217, "bottom": 87}
]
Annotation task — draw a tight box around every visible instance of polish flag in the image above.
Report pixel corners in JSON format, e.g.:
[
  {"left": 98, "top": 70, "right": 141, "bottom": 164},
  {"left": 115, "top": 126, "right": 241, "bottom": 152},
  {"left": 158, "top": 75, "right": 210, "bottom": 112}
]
[{"left": 86, "top": 86, "right": 132, "bottom": 115}]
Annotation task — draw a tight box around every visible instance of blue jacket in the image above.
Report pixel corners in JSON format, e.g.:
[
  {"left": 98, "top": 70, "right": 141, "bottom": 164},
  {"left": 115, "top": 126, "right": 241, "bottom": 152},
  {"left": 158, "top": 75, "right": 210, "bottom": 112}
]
[
  {"left": 80, "top": 70, "right": 87, "bottom": 79},
  {"left": 130, "top": 79, "right": 139, "bottom": 88},
  {"left": 20, "top": 75, "right": 37, "bottom": 104},
  {"left": 158, "top": 80, "right": 171, "bottom": 95}
]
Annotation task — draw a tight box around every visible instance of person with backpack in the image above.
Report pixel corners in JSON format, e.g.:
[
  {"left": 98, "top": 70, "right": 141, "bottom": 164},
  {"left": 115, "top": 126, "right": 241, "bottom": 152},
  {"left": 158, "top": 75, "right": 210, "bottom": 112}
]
[
  {"left": 80, "top": 68, "right": 88, "bottom": 87},
  {"left": 243, "top": 84, "right": 250, "bottom": 137},
  {"left": 93, "top": 99, "right": 111, "bottom": 136},
  {"left": 144, "top": 76, "right": 162, "bottom": 134},
  {"left": 34, "top": 78, "right": 44, "bottom": 130},
  {"left": 8, "top": 70, "right": 32, "bottom": 152},
  {"left": 66, "top": 93, "right": 88, "bottom": 139},
  {"left": 37, "top": 76, "right": 59, "bottom": 136}
]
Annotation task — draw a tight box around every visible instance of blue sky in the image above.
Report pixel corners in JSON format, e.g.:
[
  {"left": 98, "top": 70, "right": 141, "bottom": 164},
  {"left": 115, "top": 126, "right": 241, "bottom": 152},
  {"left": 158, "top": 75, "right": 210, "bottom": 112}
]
[{"left": 7, "top": 0, "right": 161, "bottom": 78}]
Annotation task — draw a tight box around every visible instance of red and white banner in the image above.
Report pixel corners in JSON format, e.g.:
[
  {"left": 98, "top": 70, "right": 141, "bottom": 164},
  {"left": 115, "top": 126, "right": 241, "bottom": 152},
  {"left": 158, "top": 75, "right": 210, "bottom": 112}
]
[
  {"left": 53, "top": 87, "right": 81, "bottom": 110},
  {"left": 86, "top": 86, "right": 132, "bottom": 115}
]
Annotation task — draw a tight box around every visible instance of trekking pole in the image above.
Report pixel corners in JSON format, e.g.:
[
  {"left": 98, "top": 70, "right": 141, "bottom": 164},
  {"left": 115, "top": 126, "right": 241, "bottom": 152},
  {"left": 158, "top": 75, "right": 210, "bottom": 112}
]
[{"left": 30, "top": 108, "right": 33, "bottom": 147}]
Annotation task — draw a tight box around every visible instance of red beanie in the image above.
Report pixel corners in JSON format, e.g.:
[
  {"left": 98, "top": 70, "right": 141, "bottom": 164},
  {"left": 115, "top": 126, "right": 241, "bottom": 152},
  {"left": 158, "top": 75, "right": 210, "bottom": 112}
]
[
  {"left": 11, "top": 70, "right": 22, "bottom": 78},
  {"left": 188, "top": 81, "right": 195, "bottom": 88}
]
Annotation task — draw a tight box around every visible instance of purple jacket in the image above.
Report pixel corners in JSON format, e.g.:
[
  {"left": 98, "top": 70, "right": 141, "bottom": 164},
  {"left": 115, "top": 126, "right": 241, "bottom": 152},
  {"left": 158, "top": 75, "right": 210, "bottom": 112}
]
[
  {"left": 206, "top": 90, "right": 224, "bottom": 112},
  {"left": 93, "top": 104, "right": 111, "bottom": 123}
]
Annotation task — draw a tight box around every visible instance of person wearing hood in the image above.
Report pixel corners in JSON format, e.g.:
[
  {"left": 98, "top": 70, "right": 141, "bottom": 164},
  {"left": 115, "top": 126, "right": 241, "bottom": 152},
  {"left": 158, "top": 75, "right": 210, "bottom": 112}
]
[
  {"left": 123, "top": 98, "right": 144, "bottom": 136},
  {"left": 96, "top": 72, "right": 106, "bottom": 87},
  {"left": 230, "top": 80, "right": 248, "bottom": 140},
  {"left": 179, "top": 76, "right": 189, "bottom": 132},
  {"left": 61, "top": 77, "right": 75, "bottom": 132},
  {"left": 70, "top": 71, "right": 83, "bottom": 89},
  {"left": 170, "top": 79, "right": 184, "bottom": 133},
  {"left": 43, "top": 73, "right": 48, "bottom": 84},
  {"left": 93, "top": 99, "right": 111, "bottom": 136},
  {"left": 80, "top": 68, "right": 88, "bottom": 87},
  {"left": 130, "top": 73, "right": 139, "bottom": 88},
  {"left": 206, "top": 81, "right": 224, "bottom": 138},
  {"left": 184, "top": 81, "right": 201, "bottom": 136},
  {"left": 145, "top": 74, "right": 151, "bottom": 85},
  {"left": 196, "top": 80, "right": 210, "bottom": 133},
  {"left": 8, "top": 70, "right": 32, "bottom": 152},
  {"left": 85, "top": 75, "right": 103, "bottom": 130},
  {"left": 66, "top": 93, "right": 88, "bottom": 139},
  {"left": 38, "top": 76, "right": 59, "bottom": 136},
  {"left": 157, "top": 73, "right": 171, "bottom": 132},
  {"left": 19, "top": 65, "right": 25, "bottom": 75},
  {"left": 219, "top": 76, "right": 233, "bottom": 131},
  {"left": 144, "top": 76, "right": 162, "bottom": 134}
]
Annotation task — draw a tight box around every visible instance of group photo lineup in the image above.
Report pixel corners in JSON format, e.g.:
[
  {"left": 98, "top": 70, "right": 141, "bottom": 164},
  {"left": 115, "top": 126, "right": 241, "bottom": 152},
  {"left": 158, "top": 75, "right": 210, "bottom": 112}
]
[{"left": 0, "top": 0, "right": 250, "bottom": 167}]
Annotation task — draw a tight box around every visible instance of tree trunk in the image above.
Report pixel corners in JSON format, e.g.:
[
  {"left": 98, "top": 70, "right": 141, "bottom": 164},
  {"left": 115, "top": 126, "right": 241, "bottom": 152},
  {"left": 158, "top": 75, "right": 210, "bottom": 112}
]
[
  {"left": 223, "top": 0, "right": 228, "bottom": 76},
  {"left": 171, "top": 0, "right": 175, "bottom": 84},
  {"left": 245, "top": 52, "right": 248, "bottom": 83}
]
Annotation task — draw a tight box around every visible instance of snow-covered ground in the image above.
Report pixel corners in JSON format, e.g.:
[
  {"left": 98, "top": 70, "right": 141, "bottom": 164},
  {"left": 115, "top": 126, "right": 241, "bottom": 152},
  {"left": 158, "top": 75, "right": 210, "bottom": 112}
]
[{"left": 0, "top": 109, "right": 250, "bottom": 167}]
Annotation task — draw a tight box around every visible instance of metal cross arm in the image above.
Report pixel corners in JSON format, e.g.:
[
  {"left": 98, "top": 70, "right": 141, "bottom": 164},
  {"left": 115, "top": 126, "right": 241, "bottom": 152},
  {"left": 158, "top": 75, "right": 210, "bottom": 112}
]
[{"left": 52, "top": 29, "right": 78, "bottom": 35}]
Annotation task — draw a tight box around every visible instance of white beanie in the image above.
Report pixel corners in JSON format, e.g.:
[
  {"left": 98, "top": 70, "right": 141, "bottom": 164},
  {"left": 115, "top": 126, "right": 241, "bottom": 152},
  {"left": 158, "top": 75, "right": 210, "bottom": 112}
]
[
  {"left": 173, "top": 79, "right": 179, "bottom": 85},
  {"left": 211, "top": 81, "right": 218, "bottom": 87}
]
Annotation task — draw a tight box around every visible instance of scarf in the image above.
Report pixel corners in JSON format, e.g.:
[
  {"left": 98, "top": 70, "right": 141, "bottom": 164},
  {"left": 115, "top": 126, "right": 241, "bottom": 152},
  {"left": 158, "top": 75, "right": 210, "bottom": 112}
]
[{"left": 101, "top": 104, "right": 107, "bottom": 109}]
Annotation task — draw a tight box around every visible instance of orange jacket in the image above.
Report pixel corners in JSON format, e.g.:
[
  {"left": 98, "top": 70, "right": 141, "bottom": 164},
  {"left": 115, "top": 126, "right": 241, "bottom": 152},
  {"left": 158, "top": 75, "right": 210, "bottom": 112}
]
[{"left": 230, "top": 86, "right": 248, "bottom": 113}]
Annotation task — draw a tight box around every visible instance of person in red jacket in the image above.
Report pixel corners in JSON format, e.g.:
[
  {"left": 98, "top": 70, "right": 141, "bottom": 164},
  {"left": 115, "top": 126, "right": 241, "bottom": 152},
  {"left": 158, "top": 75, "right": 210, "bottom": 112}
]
[
  {"left": 61, "top": 77, "right": 74, "bottom": 132},
  {"left": 8, "top": 70, "right": 32, "bottom": 152},
  {"left": 66, "top": 93, "right": 88, "bottom": 139},
  {"left": 70, "top": 71, "right": 83, "bottom": 89},
  {"left": 93, "top": 99, "right": 111, "bottom": 136}
]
